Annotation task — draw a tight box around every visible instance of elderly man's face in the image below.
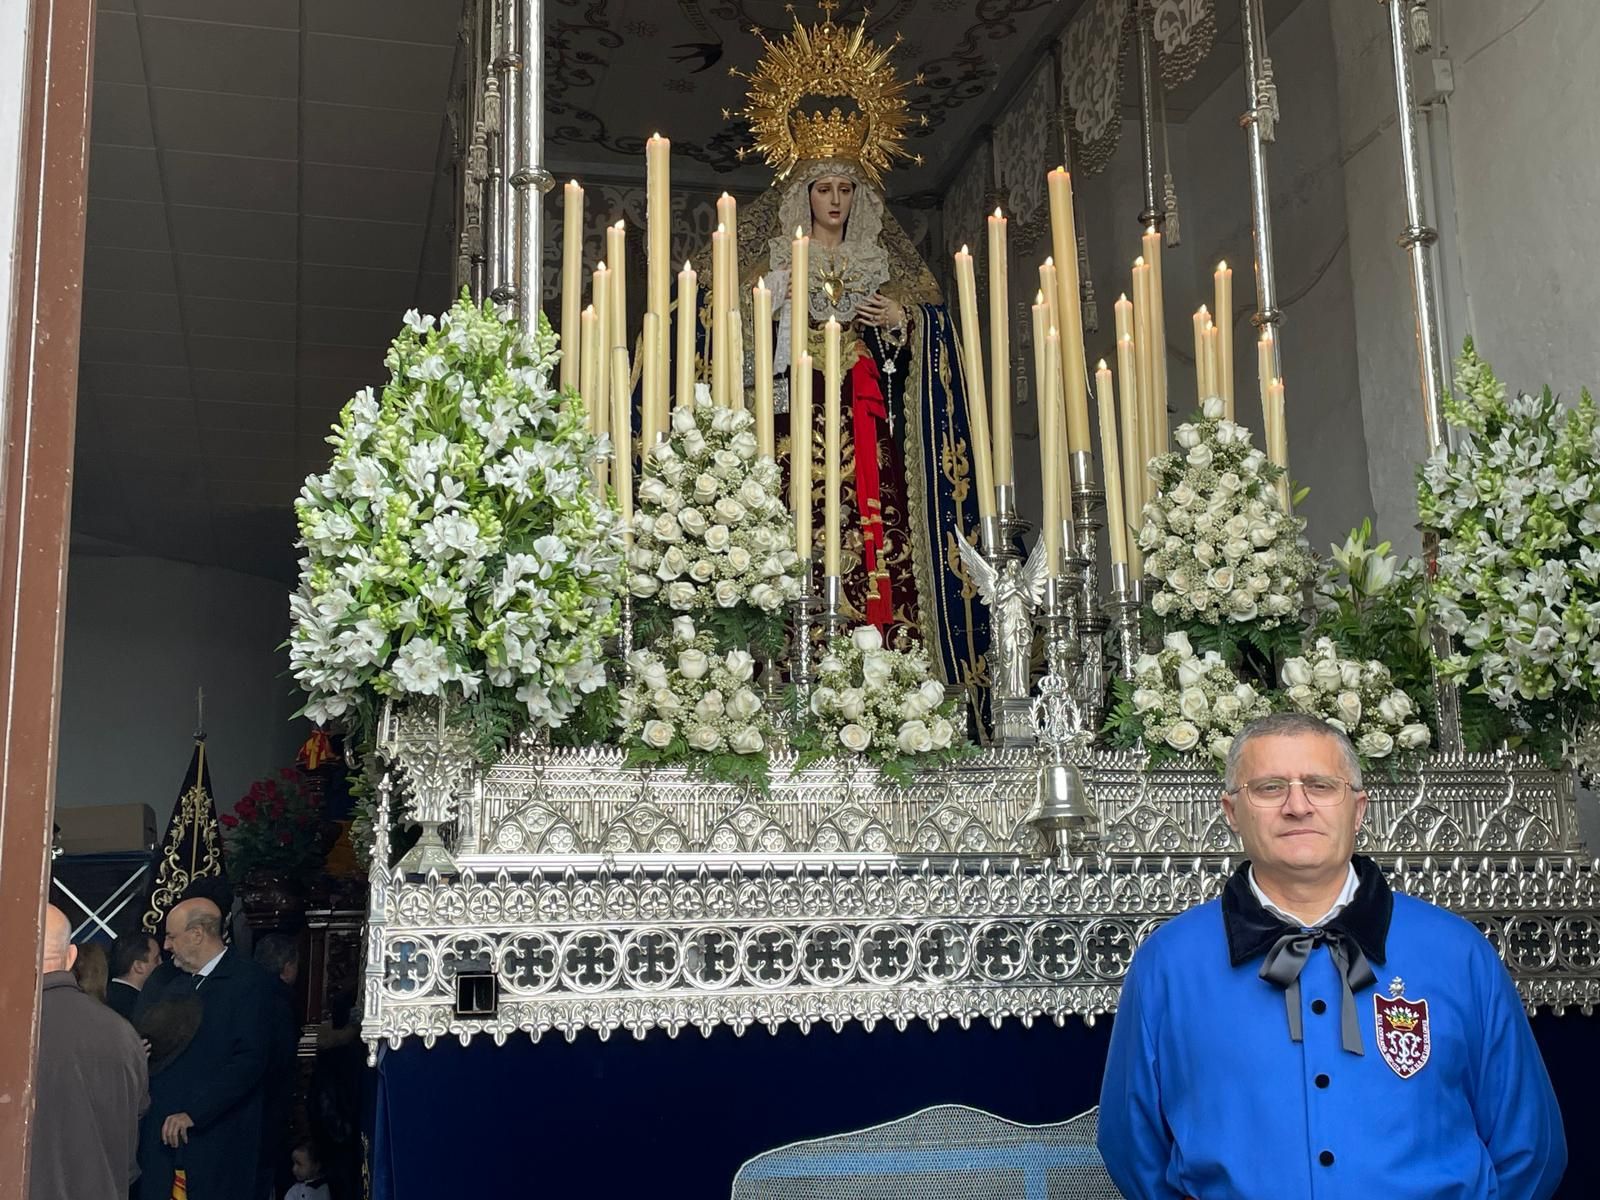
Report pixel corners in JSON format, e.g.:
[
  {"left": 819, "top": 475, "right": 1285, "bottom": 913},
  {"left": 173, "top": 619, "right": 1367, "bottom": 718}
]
[
  {"left": 164, "top": 911, "right": 207, "bottom": 974},
  {"left": 1222, "top": 733, "right": 1366, "bottom": 883}
]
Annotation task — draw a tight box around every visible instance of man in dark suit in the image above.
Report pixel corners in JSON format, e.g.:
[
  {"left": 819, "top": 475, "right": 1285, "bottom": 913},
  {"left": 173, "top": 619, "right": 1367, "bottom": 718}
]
[
  {"left": 137, "top": 897, "right": 271, "bottom": 1200},
  {"left": 32, "top": 905, "right": 149, "bottom": 1200},
  {"left": 107, "top": 930, "right": 160, "bottom": 1020}
]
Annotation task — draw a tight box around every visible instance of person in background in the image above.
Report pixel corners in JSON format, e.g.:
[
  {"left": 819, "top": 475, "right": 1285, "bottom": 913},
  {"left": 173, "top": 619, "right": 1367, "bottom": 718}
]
[
  {"left": 32, "top": 904, "right": 148, "bottom": 1200},
  {"left": 108, "top": 930, "right": 160, "bottom": 1019},
  {"left": 283, "top": 1141, "right": 331, "bottom": 1200},
  {"left": 255, "top": 933, "right": 302, "bottom": 1200},
  {"left": 137, "top": 897, "right": 272, "bottom": 1200},
  {"left": 1097, "top": 712, "right": 1566, "bottom": 1200},
  {"left": 73, "top": 938, "right": 111, "bottom": 1003}
]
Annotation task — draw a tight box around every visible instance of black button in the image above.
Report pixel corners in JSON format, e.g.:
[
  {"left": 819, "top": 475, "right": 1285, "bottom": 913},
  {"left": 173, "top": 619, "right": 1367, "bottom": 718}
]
[
  {"left": 1315, "top": 1073, "right": 1330, "bottom": 1089},
  {"left": 1310, "top": 999, "right": 1327, "bottom": 1014},
  {"left": 1319, "top": 1151, "right": 1335, "bottom": 1167}
]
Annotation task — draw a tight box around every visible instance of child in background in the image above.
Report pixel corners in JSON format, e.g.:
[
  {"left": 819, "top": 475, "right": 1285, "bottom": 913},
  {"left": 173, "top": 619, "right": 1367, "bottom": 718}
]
[{"left": 284, "top": 1142, "right": 331, "bottom": 1200}]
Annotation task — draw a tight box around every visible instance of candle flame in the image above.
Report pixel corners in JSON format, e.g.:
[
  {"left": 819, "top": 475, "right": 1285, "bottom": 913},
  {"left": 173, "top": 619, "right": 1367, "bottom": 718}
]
[
  {"left": 795, "top": 225, "right": 805, "bottom": 238},
  {"left": 1035, "top": 290, "right": 1044, "bottom": 303},
  {"left": 717, "top": 223, "right": 726, "bottom": 233},
  {"left": 1097, "top": 358, "right": 1108, "bottom": 371},
  {"left": 757, "top": 275, "right": 766, "bottom": 289},
  {"left": 1047, "top": 325, "right": 1059, "bottom": 338},
  {"left": 959, "top": 244, "right": 970, "bottom": 255},
  {"left": 1118, "top": 292, "right": 1129, "bottom": 302},
  {"left": 1198, "top": 305, "right": 1209, "bottom": 315},
  {"left": 1134, "top": 256, "right": 1146, "bottom": 267},
  {"left": 1119, "top": 334, "right": 1134, "bottom": 344},
  {"left": 597, "top": 260, "right": 607, "bottom": 271},
  {"left": 683, "top": 260, "right": 691, "bottom": 271},
  {"left": 993, "top": 206, "right": 1003, "bottom": 218},
  {"left": 614, "top": 219, "right": 624, "bottom": 229},
  {"left": 1217, "top": 260, "right": 1229, "bottom": 271},
  {"left": 1044, "top": 256, "right": 1054, "bottom": 266}
]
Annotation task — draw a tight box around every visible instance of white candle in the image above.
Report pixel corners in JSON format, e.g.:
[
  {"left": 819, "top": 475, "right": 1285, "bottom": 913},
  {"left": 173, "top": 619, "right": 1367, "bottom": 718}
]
[
  {"left": 1042, "top": 325, "right": 1063, "bottom": 577},
  {"left": 592, "top": 262, "right": 611, "bottom": 448},
  {"left": 1142, "top": 226, "right": 1167, "bottom": 455},
  {"left": 675, "top": 261, "right": 696, "bottom": 409},
  {"left": 1096, "top": 359, "right": 1127, "bottom": 567},
  {"left": 753, "top": 276, "right": 774, "bottom": 458},
  {"left": 1115, "top": 333, "right": 1143, "bottom": 577},
  {"left": 824, "top": 318, "right": 842, "bottom": 579},
  {"left": 952, "top": 245, "right": 996, "bottom": 519},
  {"left": 789, "top": 227, "right": 809, "bottom": 406},
  {"left": 987, "top": 208, "right": 1012, "bottom": 489},
  {"left": 1193, "top": 306, "right": 1211, "bottom": 404},
  {"left": 579, "top": 303, "right": 598, "bottom": 436},
  {"left": 561, "top": 180, "right": 584, "bottom": 392},
  {"left": 612, "top": 345, "right": 633, "bottom": 545},
  {"left": 646, "top": 135, "right": 671, "bottom": 410},
  {"left": 1215, "top": 261, "right": 1234, "bottom": 420},
  {"left": 1047, "top": 169, "right": 1091, "bottom": 463},
  {"left": 711, "top": 224, "right": 729, "bottom": 407}
]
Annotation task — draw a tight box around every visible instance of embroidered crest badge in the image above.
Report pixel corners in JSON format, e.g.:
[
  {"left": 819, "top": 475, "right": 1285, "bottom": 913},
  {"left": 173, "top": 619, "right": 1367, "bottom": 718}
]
[{"left": 1374, "top": 976, "right": 1431, "bottom": 1079}]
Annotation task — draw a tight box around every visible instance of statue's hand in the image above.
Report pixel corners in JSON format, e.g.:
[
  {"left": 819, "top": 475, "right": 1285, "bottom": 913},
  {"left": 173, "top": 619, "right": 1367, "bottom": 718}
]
[{"left": 856, "top": 292, "right": 905, "bottom": 330}]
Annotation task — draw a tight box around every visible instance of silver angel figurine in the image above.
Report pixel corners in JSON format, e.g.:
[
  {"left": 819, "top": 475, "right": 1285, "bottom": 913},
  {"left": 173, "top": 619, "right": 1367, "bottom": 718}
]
[{"left": 956, "top": 536, "right": 1049, "bottom": 743}]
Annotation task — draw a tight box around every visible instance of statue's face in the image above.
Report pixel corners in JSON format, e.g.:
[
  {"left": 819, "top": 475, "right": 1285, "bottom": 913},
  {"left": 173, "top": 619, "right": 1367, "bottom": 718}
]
[{"left": 809, "top": 175, "right": 856, "bottom": 239}]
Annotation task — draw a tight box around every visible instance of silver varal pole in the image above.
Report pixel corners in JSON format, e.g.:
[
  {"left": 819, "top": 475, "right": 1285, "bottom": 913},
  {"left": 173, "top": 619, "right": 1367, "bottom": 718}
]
[
  {"left": 1384, "top": 0, "right": 1463, "bottom": 751},
  {"left": 1239, "top": 0, "right": 1282, "bottom": 370},
  {"left": 493, "top": 0, "right": 520, "bottom": 307},
  {"left": 1133, "top": 1, "right": 1161, "bottom": 229},
  {"left": 512, "top": 0, "right": 554, "bottom": 328}
]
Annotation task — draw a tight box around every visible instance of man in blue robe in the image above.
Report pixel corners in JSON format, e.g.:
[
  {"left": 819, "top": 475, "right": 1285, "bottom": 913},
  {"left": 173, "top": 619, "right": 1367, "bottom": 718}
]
[{"left": 1098, "top": 711, "right": 1566, "bottom": 1199}]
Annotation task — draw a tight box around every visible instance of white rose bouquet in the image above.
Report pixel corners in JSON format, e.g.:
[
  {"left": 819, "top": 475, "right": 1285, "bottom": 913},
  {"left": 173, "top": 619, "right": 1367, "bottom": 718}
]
[
  {"left": 1280, "top": 637, "right": 1431, "bottom": 762},
  {"left": 289, "top": 294, "right": 623, "bottom": 758},
  {"left": 627, "top": 396, "right": 803, "bottom": 655},
  {"left": 1105, "top": 631, "right": 1273, "bottom": 766},
  {"left": 794, "top": 626, "right": 972, "bottom": 784},
  {"left": 1139, "top": 397, "right": 1314, "bottom": 633},
  {"left": 617, "top": 615, "right": 778, "bottom": 790},
  {"left": 1419, "top": 339, "right": 1600, "bottom": 759}
]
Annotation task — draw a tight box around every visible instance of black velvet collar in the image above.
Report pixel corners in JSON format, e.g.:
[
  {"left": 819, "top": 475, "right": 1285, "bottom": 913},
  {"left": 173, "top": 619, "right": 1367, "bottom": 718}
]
[{"left": 1222, "top": 854, "right": 1392, "bottom": 969}]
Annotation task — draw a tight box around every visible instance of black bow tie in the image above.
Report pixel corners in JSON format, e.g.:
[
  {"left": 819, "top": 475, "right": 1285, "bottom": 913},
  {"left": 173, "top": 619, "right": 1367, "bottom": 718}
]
[
  {"left": 1259, "top": 925, "right": 1376, "bottom": 1054},
  {"left": 1221, "top": 856, "right": 1394, "bottom": 1057}
]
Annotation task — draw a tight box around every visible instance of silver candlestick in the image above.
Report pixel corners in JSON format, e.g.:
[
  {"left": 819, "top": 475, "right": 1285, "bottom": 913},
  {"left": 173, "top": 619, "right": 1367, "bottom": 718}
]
[
  {"left": 1110, "top": 563, "right": 1145, "bottom": 680},
  {"left": 1027, "top": 576, "right": 1097, "bottom": 852},
  {"left": 788, "top": 558, "right": 818, "bottom": 722},
  {"left": 1070, "top": 450, "right": 1109, "bottom": 735},
  {"left": 617, "top": 591, "right": 635, "bottom": 664},
  {"left": 958, "top": 532, "right": 1047, "bottom": 748},
  {"left": 820, "top": 573, "right": 848, "bottom": 644}
]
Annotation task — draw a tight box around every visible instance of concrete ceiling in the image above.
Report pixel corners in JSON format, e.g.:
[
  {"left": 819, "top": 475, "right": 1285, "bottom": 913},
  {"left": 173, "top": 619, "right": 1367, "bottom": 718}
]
[{"left": 71, "top": 0, "right": 1303, "bottom": 584}]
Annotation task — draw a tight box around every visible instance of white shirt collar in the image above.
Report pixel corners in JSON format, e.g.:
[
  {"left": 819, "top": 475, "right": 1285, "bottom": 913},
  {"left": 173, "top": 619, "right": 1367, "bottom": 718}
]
[
  {"left": 1249, "top": 863, "right": 1360, "bottom": 928},
  {"left": 194, "top": 947, "right": 227, "bottom": 979}
]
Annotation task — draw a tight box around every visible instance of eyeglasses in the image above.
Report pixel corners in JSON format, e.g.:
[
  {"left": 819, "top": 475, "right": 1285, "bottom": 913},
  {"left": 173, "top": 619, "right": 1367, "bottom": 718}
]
[{"left": 1229, "top": 775, "right": 1355, "bottom": 807}]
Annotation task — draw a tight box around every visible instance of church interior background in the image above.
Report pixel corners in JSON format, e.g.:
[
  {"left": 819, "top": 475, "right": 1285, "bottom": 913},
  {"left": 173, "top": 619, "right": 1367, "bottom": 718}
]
[{"left": 35, "top": 0, "right": 1600, "bottom": 1196}]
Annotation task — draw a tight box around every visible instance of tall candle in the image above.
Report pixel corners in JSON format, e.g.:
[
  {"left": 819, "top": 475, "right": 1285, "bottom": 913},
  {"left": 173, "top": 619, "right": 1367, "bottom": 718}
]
[
  {"left": 718, "top": 193, "right": 739, "bottom": 412},
  {"left": 753, "top": 276, "right": 774, "bottom": 458},
  {"left": 1042, "top": 326, "right": 1063, "bottom": 576},
  {"left": 1096, "top": 359, "right": 1128, "bottom": 566},
  {"left": 711, "top": 224, "right": 729, "bottom": 407},
  {"left": 1038, "top": 258, "right": 1058, "bottom": 332},
  {"left": 823, "top": 317, "right": 843, "bottom": 578},
  {"left": 611, "top": 345, "right": 633, "bottom": 544},
  {"left": 728, "top": 308, "right": 745, "bottom": 411},
  {"left": 1192, "top": 306, "right": 1211, "bottom": 404},
  {"left": 561, "top": 180, "right": 584, "bottom": 392},
  {"left": 646, "top": 135, "right": 671, "bottom": 407},
  {"left": 1115, "top": 333, "right": 1144, "bottom": 577},
  {"left": 1267, "top": 376, "right": 1290, "bottom": 510},
  {"left": 641, "top": 311, "right": 661, "bottom": 446},
  {"left": 1214, "top": 261, "right": 1234, "bottom": 419},
  {"left": 675, "top": 261, "right": 696, "bottom": 409},
  {"left": 592, "top": 263, "right": 611, "bottom": 445},
  {"left": 1046, "top": 168, "right": 1091, "bottom": 461},
  {"left": 793, "top": 352, "right": 814, "bottom": 559},
  {"left": 1031, "top": 294, "right": 1051, "bottom": 557},
  {"left": 1257, "top": 329, "right": 1276, "bottom": 419},
  {"left": 579, "top": 303, "right": 599, "bottom": 435},
  {"left": 1142, "top": 226, "right": 1168, "bottom": 455},
  {"left": 1131, "top": 259, "right": 1155, "bottom": 492},
  {"left": 789, "top": 227, "right": 809, "bottom": 403},
  {"left": 1202, "top": 323, "right": 1220, "bottom": 407},
  {"left": 606, "top": 221, "right": 627, "bottom": 349},
  {"left": 952, "top": 246, "right": 997, "bottom": 518},
  {"left": 987, "top": 208, "right": 1012, "bottom": 489}
]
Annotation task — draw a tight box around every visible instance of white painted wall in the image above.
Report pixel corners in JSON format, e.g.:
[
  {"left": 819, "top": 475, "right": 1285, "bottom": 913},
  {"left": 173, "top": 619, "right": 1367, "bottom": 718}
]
[
  {"left": 1331, "top": 0, "right": 1600, "bottom": 551},
  {"left": 55, "top": 554, "right": 305, "bottom": 828}
]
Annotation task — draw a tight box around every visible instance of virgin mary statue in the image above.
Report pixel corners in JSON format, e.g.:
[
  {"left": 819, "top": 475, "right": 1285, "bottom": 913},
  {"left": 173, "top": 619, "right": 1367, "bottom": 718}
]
[{"left": 694, "top": 9, "right": 996, "bottom": 733}]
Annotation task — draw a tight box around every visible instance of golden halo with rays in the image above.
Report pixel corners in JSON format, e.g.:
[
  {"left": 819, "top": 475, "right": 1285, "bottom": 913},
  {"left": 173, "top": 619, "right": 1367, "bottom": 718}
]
[{"left": 730, "top": 2, "right": 925, "bottom": 188}]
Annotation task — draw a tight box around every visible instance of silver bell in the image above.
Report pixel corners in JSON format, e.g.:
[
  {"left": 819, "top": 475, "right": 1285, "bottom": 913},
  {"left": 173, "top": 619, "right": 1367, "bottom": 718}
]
[{"left": 1029, "top": 758, "right": 1097, "bottom": 834}]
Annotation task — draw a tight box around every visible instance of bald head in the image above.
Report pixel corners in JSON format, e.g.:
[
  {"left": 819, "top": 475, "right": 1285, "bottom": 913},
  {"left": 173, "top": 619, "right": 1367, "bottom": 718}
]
[
  {"left": 165, "top": 897, "right": 225, "bottom": 974},
  {"left": 43, "top": 905, "right": 76, "bottom": 973}
]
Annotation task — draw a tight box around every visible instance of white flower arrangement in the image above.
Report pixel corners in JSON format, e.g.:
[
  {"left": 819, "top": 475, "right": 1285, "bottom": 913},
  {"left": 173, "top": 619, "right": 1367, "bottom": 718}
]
[
  {"left": 1280, "top": 637, "right": 1431, "bottom": 760},
  {"left": 617, "top": 615, "right": 777, "bottom": 787},
  {"left": 1419, "top": 340, "right": 1600, "bottom": 716},
  {"left": 289, "top": 295, "right": 623, "bottom": 753},
  {"left": 627, "top": 395, "right": 803, "bottom": 617},
  {"left": 1139, "top": 396, "right": 1314, "bottom": 628},
  {"left": 799, "top": 626, "right": 970, "bottom": 783},
  {"left": 1121, "top": 631, "right": 1274, "bottom": 763}
]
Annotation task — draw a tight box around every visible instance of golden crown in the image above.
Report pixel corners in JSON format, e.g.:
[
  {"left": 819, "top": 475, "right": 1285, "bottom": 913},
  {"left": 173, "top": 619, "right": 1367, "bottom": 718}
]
[
  {"left": 732, "top": 3, "right": 925, "bottom": 187},
  {"left": 1386, "top": 1008, "right": 1420, "bottom": 1031}
]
